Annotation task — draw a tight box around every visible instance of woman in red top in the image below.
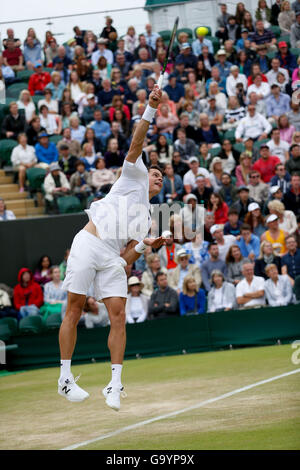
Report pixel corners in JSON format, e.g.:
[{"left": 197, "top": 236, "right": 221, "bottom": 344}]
[
  {"left": 13, "top": 268, "right": 43, "bottom": 317},
  {"left": 207, "top": 192, "right": 229, "bottom": 224},
  {"left": 109, "top": 95, "right": 130, "bottom": 122}
]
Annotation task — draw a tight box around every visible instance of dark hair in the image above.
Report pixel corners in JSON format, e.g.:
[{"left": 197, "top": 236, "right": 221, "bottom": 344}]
[
  {"left": 228, "top": 208, "right": 239, "bottom": 216},
  {"left": 244, "top": 211, "right": 264, "bottom": 231},
  {"left": 290, "top": 144, "right": 300, "bottom": 152},
  {"left": 37, "top": 255, "right": 52, "bottom": 271},
  {"left": 208, "top": 192, "right": 223, "bottom": 210},
  {"left": 156, "top": 134, "right": 172, "bottom": 159},
  {"left": 240, "top": 223, "right": 252, "bottom": 232},
  {"left": 226, "top": 244, "right": 242, "bottom": 264},
  {"left": 208, "top": 241, "right": 218, "bottom": 250},
  {"left": 40, "top": 104, "right": 49, "bottom": 112},
  {"left": 75, "top": 160, "right": 85, "bottom": 169},
  {"left": 155, "top": 271, "right": 167, "bottom": 282},
  {"left": 149, "top": 164, "right": 163, "bottom": 176}
]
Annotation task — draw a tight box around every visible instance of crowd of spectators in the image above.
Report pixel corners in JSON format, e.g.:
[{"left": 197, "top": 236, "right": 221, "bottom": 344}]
[{"left": 1, "top": 3, "right": 300, "bottom": 326}]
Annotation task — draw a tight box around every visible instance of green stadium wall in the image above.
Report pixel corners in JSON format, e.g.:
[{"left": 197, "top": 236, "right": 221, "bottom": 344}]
[{"left": 4, "top": 304, "right": 300, "bottom": 371}]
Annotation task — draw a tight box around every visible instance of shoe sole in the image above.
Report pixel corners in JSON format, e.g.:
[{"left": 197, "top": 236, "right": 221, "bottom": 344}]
[
  {"left": 102, "top": 389, "right": 120, "bottom": 411},
  {"left": 58, "top": 389, "right": 89, "bottom": 402}
]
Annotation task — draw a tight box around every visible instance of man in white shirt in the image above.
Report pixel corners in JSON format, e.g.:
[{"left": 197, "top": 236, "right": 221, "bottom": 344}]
[
  {"left": 226, "top": 65, "right": 248, "bottom": 97},
  {"left": 183, "top": 157, "right": 209, "bottom": 193},
  {"left": 267, "top": 128, "right": 290, "bottom": 163},
  {"left": 58, "top": 86, "right": 165, "bottom": 410},
  {"left": 247, "top": 74, "right": 271, "bottom": 101},
  {"left": 236, "top": 263, "right": 265, "bottom": 308},
  {"left": 144, "top": 24, "right": 160, "bottom": 50},
  {"left": 266, "top": 57, "right": 289, "bottom": 86},
  {"left": 91, "top": 38, "right": 114, "bottom": 66},
  {"left": 235, "top": 105, "right": 272, "bottom": 142},
  {"left": 210, "top": 224, "right": 236, "bottom": 261}
]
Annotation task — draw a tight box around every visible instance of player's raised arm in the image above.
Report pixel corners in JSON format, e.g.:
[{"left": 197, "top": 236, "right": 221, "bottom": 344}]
[{"left": 126, "top": 85, "right": 162, "bottom": 164}]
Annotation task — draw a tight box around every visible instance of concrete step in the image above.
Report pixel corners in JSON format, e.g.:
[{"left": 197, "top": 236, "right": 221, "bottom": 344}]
[
  {"left": 5, "top": 199, "right": 35, "bottom": 210},
  {"left": 14, "top": 207, "right": 45, "bottom": 218},
  {"left": 0, "top": 184, "right": 19, "bottom": 193},
  {"left": 0, "top": 191, "right": 29, "bottom": 200},
  {"left": 0, "top": 170, "right": 6, "bottom": 177},
  {"left": 0, "top": 176, "right": 14, "bottom": 184}
]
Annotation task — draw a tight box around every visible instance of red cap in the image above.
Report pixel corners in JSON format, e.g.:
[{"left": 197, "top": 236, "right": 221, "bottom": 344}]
[{"left": 278, "top": 41, "right": 287, "bottom": 48}]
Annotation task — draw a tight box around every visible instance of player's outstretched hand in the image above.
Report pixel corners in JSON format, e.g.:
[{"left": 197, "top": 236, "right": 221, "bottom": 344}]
[
  {"left": 149, "top": 85, "right": 162, "bottom": 108},
  {"left": 144, "top": 236, "right": 166, "bottom": 249}
]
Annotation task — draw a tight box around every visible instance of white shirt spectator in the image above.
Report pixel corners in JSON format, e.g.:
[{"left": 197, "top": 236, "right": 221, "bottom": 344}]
[
  {"left": 126, "top": 293, "right": 149, "bottom": 323},
  {"left": 236, "top": 275, "right": 266, "bottom": 307},
  {"left": 183, "top": 168, "right": 209, "bottom": 190},
  {"left": 91, "top": 48, "right": 114, "bottom": 66},
  {"left": 266, "top": 67, "right": 289, "bottom": 86},
  {"left": 266, "top": 138, "right": 290, "bottom": 163},
  {"left": 216, "top": 235, "right": 236, "bottom": 261},
  {"left": 17, "top": 100, "right": 36, "bottom": 122},
  {"left": 226, "top": 73, "right": 248, "bottom": 97},
  {"left": 11, "top": 144, "right": 37, "bottom": 167},
  {"left": 247, "top": 82, "right": 271, "bottom": 100},
  {"left": 235, "top": 112, "right": 272, "bottom": 140},
  {"left": 39, "top": 114, "right": 58, "bottom": 135},
  {"left": 38, "top": 98, "right": 59, "bottom": 114},
  {"left": 0, "top": 210, "right": 16, "bottom": 221}
]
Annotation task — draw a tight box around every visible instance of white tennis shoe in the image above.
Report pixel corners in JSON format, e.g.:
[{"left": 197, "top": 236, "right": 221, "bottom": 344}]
[
  {"left": 58, "top": 375, "right": 89, "bottom": 402},
  {"left": 102, "top": 383, "right": 127, "bottom": 411}
]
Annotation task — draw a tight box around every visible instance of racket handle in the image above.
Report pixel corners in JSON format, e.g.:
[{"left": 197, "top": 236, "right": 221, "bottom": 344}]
[{"left": 157, "top": 74, "right": 164, "bottom": 89}]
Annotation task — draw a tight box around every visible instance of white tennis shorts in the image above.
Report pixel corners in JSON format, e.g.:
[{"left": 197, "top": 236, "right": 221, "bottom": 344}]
[{"left": 62, "top": 229, "right": 128, "bottom": 301}]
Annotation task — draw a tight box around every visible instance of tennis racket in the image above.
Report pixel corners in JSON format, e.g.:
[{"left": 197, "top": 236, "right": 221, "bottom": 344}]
[{"left": 157, "top": 16, "right": 179, "bottom": 89}]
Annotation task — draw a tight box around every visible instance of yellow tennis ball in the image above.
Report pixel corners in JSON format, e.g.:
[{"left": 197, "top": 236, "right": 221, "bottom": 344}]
[{"left": 196, "top": 27, "right": 209, "bottom": 37}]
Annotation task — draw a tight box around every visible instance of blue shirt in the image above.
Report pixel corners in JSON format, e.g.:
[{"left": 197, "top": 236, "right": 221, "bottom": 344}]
[
  {"left": 35, "top": 142, "right": 59, "bottom": 165},
  {"left": 23, "top": 43, "right": 42, "bottom": 64},
  {"left": 45, "top": 82, "right": 66, "bottom": 101},
  {"left": 179, "top": 290, "right": 206, "bottom": 315},
  {"left": 281, "top": 249, "right": 300, "bottom": 279},
  {"left": 236, "top": 234, "right": 260, "bottom": 259},
  {"left": 90, "top": 119, "right": 111, "bottom": 146},
  {"left": 265, "top": 93, "right": 291, "bottom": 118},
  {"left": 70, "top": 125, "right": 86, "bottom": 145},
  {"left": 163, "top": 83, "right": 185, "bottom": 103},
  {"left": 215, "top": 61, "right": 233, "bottom": 79},
  {"left": 206, "top": 77, "right": 226, "bottom": 94},
  {"left": 192, "top": 38, "right": 213, "bottom": 55}
]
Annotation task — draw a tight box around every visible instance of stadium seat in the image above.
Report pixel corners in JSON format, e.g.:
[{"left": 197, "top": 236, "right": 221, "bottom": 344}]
[
  {"left": 49, "top": 135, "right": 63, "bottom": 145},
  {"left": 46, "top": 313, "right": 62, "bottom": 329},
  {"left": 277, "top": 35, "right": 291, "bottom": 47},
  {"left": 270, "top": 25, "right": 281, "bottom": 38},
  {"left": 254, "top": 139, "right": 269, "bottom": 150},
  {"left": 206, "top": 36, "right": 220, "bottom": 54},
  {"left": 158, "top": 30, "right": 171, "bottom": 41},
  {"left": 223, "top": 129, "right": 236, "bottom": 143},
  {"left": 17, "top": 70, "right": 34, "bottom": 83},
  {"left": 294, "top": 275, "right": 300, "bottom": 301},
  {"left": 0, "top": 139, "right": 18, "bottom": 167},
  {"left": 210, "top": 146, "right": 222, "bottom": 157},
  {"left": 19, "top": 316, "right": 44, "bottom": 334},
  {"left": 26, "top": 167, "right": 47, "bottom": 191},
  {"left": 5, "top": 83, "right": 28, "bottom": 99},
  {"left": 233, "top": 142, "right": 245, "bottom": 154},
  {"left": 290, "top": 48, "right": 300, "bottom": 57},
  {"left": 57, "top": 196, "right": 82, "bottom": 214},
  {"left": 0, "top": 324, "right": 11, "bottom": 342},
  {"left": 0, "top": 317, "right": 18, "bottom": 336},
  {"left": 176, "top": 28, "right": 193, "bottom": 43},
  {"left": 267, "top": 50, "right": 277, "bottom": 60},
  {"left": 194, "top": 26, "right": 212, "bottom": 38}
]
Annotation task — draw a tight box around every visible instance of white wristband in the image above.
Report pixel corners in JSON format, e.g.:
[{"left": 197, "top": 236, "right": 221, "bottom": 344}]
[
  {"left": 142, "top": 105, "right": 157, "bottom": 123},
  {"left": 135, "top": 241, "right": 147, "bottom": 254}
]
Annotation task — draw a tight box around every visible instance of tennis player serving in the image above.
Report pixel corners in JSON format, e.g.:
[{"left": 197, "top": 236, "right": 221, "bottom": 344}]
[{"left": 58, "top": 85, "right": 165, "bottom": 411}]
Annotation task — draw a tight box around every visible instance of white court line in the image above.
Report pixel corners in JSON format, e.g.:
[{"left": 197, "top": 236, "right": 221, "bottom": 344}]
[{"left": 61, "top": 368, "right": 300, "bottom": 450}]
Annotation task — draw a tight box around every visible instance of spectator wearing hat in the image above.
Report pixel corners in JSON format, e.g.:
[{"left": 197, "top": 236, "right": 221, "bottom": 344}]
[
  {"left": 252, "top": 145, "right": 281, "bottom": 183},
  {"left": 201, "top": 242, "right": 228, "bottom": 292},
  {"left": 232, "top": 186, "right": 256, "bottom": 221},
  {"left": 23, "top": 36, "right": 42, "bottom": 70},
  {"left": 180, "top": 193, "right": 205, "bottom": 234},
  {"left": 58, "top": 143, "right": 78, "bottom": 177},
  {"left": 1, "top": 101, "right": 27, "bottom": 140},
  {"left": 148, "top": 271, "right": 179, "bottom": 319},
  {"left": 191, "top": 174, "right": 213, "bottom": 207},
  {"left": 35, "top": 131, "right": 59, "bottom": 168},
  {"left": 281, "top": 234, "right": 300, "bottom": 285},
  {"left": 179, "top": 275, "right": 206, "bottom": 315},
  {"left": 261, "top": 214, "right": 288, "bottom": 255},
  {"left": 207, "top": 269, "right": 237, "bottom": 312},
  {"left": 2, "top": 38, "right": 24, "bottom": 71},
  {"left": 264, "top": 264, "right": 294, "bottom": 306},
  {"left": 226, "top": 65, "right": 248, "bottom": 97},
  {"left": 224, "top": 208, "right": 243, "bottom": 236},
  {"left": 125, "top": 276, "right": 149, "bottom": 324},
  {"left": 235, "top": 104, "right": 272, "bottom": 142},
  {"left": 192, "top": 30, "right": 213, "bottom": 56},
  {"left": 245, "top": 202, "right": 266, "bottom": 238},
  {"left": 250, "top": 19, "right": 277, "bottom": 51},
  {"left": 236, "top": 28, "right": 250, "bottom": 51},
  {"left": 210, "top": 224, "right": 236, "bottom": 261},
  {"left": 236, "top": 262, "right": 266, "bottom": 308},
  {"left": 0, "top": 197, "right": 16, "bottom": 221},
  {"left": 44, "top": 162, "right": 71, "bottom": 213},
  {"left": 215, "top": 49, "right": 232, "bottom": 80},
  {"left": 183, "top": 157, "right": 209, "bottom": 193},
  {"left": 168, "top": 248, "right": 201, "bottom": 294},
  {"left": 91, "top": 38, "right": 114, "bottom": 67},
  {"left": 163, "top": 74, "right": 185, "bottom": 103},
  {"left": 176, "top": 43, "right": 198, "bottom": 72},
  {"left": 276, "top": 41, "right": 297, "bottom": 74},
  {"left": 28, "top": 63, "right": 51, "bottom": 96},
  {"left": 290, "top": 11, "right": 300, "bottom": 48},
  {"left": 247, "top": 170, "right": 269, "bottom": 204}
]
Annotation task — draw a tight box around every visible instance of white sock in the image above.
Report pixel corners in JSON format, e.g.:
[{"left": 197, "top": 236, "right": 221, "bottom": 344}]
[
  {"left": 110, "top": 364, "right": 123, "bottom": 387},
  {"left": 59, "top": 360, "right": 72, "bottom": 382}
]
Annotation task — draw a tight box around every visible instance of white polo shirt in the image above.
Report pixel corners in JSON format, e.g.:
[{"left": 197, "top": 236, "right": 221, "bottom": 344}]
[
  {"left": 183, "top": 168, "right": 210, "bottom": 189},
  {"left": 217, "top": 235, "right": 236, "bottom": 261},
  {"left": 236, "top": 275, "right": 266, "bottom": 307},
  {"left": 266, "top": 139, "right": 289, "bottom": 163}
]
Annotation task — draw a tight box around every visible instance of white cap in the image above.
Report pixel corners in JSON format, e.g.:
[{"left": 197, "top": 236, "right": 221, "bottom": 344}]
[
  {"left": 270, "top": 185, "right": 281, "bottom": 195},
  {"left": 217, "top": 49, "right": 226, "bottom": 55},
  {"left": 189, "top": 156, "right": 198, "bottom": 163},
  {"left": 186, "top": 194, "right": 197, "bottom": 203},
  {"left": 248, "top": 202, "right": 260, "bottom": 212},
  {"left": 128, "top": 276, "right": 144, "bottom": 288},
  {"left": 162, "top": 230, "right": 172, "bottom": 238},
  {"left": 87, "top": 93, "right": 95, "bottom": 99},
  {"left": 266, "top": 214, "right": 279, "bottom": 223},
  {"left": 176, "top": 248, "right": 191, "bottom": 263},
  {"left": 210, "top": 224, "right": 222, "bottom": 235}
]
